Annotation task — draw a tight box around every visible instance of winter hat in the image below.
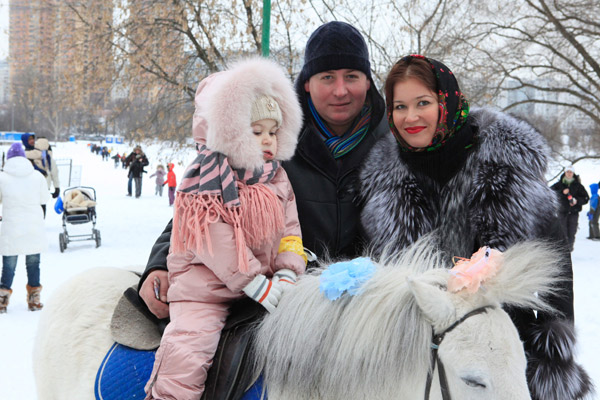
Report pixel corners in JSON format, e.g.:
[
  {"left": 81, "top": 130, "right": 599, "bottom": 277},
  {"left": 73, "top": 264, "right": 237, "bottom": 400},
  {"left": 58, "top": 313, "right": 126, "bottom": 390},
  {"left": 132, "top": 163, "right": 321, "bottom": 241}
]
[
  {"left": 250, "top": 95, "right": 282, "bottom": 128},
  {"left": 298, "top": 21, "right": 371, "bottom": 84},
  {"left": 7, "top": 142, "right": 25, "bottom": 159},
  {"left": 21, "top": 133, "right": 35, "bottom": 150},
  {"left": 192, "top": 57, "right": 302, "bottom": 170},
  {"left": 565, "top": 165, "right": 575, "bottom": 173}
]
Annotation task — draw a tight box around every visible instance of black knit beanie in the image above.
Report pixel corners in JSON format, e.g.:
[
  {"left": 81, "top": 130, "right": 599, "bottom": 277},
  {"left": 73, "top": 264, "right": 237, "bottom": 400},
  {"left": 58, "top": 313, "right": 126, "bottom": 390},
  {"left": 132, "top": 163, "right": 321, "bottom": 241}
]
[{"left": 298, "top": 21, "right": 371, "bottom": 84}]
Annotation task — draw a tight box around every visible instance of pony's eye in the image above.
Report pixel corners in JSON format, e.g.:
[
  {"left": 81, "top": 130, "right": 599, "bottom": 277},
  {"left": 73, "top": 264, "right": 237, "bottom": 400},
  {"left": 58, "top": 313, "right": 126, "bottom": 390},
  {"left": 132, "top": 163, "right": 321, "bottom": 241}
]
[{"left": 462, "top": 377, "right": 486, "bottom": 388}]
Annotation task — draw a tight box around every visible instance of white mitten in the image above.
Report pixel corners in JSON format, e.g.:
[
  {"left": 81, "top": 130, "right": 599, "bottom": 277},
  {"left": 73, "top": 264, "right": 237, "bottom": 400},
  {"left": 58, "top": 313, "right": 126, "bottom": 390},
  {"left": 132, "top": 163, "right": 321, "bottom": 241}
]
[
  {"left": 272, "top": 269, "right": 297, "bottom": 293},
  {"left": 242, "top": 274, "right": 282, "bottom": 313}
]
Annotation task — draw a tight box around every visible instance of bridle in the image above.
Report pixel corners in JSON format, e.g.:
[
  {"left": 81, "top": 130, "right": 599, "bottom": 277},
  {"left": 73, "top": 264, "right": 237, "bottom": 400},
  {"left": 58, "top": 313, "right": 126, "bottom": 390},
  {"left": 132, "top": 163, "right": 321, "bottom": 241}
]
[{"left": 424, "top": 305, "right": 495, "bottom": 400}]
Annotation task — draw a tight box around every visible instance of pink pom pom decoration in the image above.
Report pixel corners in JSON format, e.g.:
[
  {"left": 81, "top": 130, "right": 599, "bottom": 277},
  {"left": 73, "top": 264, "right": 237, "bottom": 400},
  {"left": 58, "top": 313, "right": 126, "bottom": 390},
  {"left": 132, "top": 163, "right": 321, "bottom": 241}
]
[{"left": 448, "top": 247, "right": 503, "bottom": 293}]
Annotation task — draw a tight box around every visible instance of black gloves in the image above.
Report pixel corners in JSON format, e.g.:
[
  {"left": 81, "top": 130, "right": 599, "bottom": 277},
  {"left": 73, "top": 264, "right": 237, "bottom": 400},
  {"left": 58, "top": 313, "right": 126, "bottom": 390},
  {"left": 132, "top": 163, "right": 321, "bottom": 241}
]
[{"left": 52, "top": 188, "right": 60, "bottom": 198}]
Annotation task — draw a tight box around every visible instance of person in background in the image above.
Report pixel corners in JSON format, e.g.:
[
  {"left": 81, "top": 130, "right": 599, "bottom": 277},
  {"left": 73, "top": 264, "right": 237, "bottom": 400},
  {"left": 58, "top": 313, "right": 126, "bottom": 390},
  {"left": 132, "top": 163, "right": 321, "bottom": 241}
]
[
  {"left": 164, "top": 163, "right": 177, "bottom": 206},
  {"left": 551, "top": 165, "right": 589, "bottom": 251},
  {"left": 144, "top": 57, "right": 306, "bottom": 400},
  {"left": 22, "top": 134, "right": 48, "bottom": 178},
  {"left": 149, "top": 164, "right": 166, "bottom": 197},
  {"left": 22, "top": 135, "right": 60, "bottom": 217},
  {"left": 357, "top": 54, "right": 591, "bottom": 400},
  {"left": 33, "top": 137, "right": 60, "bottom": 198},
  {"left": 125, "top": 146, "right": 149, "bottom": 198},
  {"left": 0, "top": 142, "right": 49, "bottom": 313},
  {"left": 587, "top": 182, "right": 599, "bottom": 240},
  {"left": 111, "top": 152, "right": 121, "bottom": 168}
]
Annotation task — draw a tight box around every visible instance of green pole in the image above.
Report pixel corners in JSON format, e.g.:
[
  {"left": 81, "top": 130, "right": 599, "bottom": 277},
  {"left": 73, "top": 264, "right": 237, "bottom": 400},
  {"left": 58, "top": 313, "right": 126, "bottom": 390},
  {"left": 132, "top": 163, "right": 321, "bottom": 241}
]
[{"left": 262, "top": 0, "right": 271, "bottom": 57}]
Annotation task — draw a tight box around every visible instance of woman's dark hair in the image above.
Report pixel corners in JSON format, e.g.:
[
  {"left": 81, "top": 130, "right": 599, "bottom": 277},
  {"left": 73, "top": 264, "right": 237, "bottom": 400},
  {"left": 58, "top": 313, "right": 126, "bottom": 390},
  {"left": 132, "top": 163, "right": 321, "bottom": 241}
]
[{"left": 384, "top": 57, "right": 437, "bottom": 113}]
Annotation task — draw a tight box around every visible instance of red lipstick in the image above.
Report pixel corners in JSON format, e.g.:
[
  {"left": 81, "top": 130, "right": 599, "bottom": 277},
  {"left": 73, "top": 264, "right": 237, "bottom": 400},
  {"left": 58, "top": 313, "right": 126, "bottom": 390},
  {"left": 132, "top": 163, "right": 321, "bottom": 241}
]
[{"left": 405, "top": 126, "right": 425, "bottom": 134}]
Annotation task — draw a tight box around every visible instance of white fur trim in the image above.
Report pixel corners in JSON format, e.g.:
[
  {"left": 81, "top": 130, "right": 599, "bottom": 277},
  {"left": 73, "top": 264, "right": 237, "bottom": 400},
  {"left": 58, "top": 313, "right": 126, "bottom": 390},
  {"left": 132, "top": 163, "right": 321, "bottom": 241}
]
[{"left": 193, "top": 58, "right": 302, "bottom": 170}]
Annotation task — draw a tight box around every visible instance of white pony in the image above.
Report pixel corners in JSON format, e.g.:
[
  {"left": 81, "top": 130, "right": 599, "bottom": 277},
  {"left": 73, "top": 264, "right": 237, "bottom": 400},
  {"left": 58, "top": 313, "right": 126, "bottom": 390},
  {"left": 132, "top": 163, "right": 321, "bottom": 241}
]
[{"left": 34, "top": 240, "right": 560, "bottom": 400}]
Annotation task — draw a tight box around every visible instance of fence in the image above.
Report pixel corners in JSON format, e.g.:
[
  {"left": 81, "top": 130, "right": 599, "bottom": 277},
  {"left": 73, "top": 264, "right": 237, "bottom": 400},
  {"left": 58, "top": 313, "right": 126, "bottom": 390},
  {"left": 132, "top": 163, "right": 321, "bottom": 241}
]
[{"left": 56, "top": 158, "right": 82, "bottom": 188}]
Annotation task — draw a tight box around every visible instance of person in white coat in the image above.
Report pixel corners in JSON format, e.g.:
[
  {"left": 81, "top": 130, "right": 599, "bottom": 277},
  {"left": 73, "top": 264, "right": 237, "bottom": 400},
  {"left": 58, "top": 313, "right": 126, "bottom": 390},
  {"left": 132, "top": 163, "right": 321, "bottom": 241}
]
[{"left": 0, "top": 142, "right": 49, "bottom": 313}]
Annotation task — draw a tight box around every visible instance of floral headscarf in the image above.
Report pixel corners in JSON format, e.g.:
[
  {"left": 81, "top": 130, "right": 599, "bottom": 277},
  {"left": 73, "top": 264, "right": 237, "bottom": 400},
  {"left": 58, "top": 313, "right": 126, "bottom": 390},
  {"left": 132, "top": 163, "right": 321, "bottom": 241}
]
[{"left": 389, "top": 55, "right": 470, "bottom": 152}]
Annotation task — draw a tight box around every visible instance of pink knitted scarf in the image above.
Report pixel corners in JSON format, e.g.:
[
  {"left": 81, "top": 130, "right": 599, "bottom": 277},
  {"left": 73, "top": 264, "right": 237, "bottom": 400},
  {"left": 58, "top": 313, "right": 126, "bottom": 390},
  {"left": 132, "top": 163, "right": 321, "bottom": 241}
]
[{"left": 172, "top": 144, "right": 284, "bottom": 273}]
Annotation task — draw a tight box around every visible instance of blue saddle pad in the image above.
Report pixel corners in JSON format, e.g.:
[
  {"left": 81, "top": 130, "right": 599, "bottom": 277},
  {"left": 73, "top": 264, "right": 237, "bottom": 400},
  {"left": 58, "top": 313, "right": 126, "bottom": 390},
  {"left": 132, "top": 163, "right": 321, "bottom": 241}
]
[
  {"left": 94, "top": 342, "right": 266, "bottom": 400},
  {"left": 95, "top": 343, "right": 155, "bottom": 399}
]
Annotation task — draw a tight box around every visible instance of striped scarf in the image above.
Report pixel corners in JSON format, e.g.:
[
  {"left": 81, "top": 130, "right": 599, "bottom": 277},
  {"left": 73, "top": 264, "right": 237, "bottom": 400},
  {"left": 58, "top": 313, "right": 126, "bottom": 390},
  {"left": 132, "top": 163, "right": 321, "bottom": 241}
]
[
  {"left": 172, "top": 144, "right": 284, "bottom": 273},
  {"left": 308, "top": 97, "right": 372, "bottom": 158}
]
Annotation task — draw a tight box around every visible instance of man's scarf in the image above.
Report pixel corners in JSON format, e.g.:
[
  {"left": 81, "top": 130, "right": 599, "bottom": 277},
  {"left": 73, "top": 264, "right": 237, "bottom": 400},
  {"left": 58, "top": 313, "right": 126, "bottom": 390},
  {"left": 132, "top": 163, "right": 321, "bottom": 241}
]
[
  {"left": 308, "top": 96, "right": 372, "bottom": 158},
  {"left": 172, "top": 144, "right": 284, "bottom": 273}
]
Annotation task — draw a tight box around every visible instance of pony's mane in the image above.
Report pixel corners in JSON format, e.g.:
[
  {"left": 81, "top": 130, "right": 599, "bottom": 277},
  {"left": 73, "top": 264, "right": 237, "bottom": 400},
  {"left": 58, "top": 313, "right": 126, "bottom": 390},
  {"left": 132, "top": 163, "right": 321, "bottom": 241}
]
[
  {"left": 253, "top": 238, "right": 450, "bottom": 400},
  {"left": 253, "top": 237, "right": 562, "bottom": 400}
]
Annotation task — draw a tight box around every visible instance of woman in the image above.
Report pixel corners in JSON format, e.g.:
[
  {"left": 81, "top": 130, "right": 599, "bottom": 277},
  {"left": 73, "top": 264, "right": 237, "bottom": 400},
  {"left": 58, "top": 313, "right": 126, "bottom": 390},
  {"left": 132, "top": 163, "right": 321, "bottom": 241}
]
[
  {"left": 358, "top": 55, "right": 591, "bottom": 400},
  {"left": 0, "top": 142, "right": 49, "bottom": 313}
]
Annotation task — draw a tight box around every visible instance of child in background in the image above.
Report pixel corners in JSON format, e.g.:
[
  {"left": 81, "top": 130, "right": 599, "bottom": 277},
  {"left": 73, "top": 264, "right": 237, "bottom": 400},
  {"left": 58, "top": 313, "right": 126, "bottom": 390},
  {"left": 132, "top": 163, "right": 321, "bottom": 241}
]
[
  {"left": 111, "top": 153, "right": 121, "bottom": 169},
  {"left": 144, "top": 58, "right": 306, "bottom": 400},
  {"left": 149, "top": 165, "right": 166, "bottom": 197},
  {"left": 588, "top": 183, "right": 599, "bottom": 240},
  {"left": 164, "top": 163, "right": 177, "bottom": 206}
]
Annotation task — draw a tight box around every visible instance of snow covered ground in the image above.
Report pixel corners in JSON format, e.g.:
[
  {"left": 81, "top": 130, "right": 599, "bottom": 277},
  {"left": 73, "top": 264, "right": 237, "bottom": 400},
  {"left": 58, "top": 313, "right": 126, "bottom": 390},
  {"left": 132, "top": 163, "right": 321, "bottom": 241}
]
[{"left": 0, "top": 140, "right": 598, "bottom": 399}]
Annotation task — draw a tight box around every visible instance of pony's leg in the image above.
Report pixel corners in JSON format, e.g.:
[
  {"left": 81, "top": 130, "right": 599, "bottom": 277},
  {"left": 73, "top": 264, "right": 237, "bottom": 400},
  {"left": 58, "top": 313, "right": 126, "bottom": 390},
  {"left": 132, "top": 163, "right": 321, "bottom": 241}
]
[{"left": 145, "top": 301, "right": 228, "bottom": 400}]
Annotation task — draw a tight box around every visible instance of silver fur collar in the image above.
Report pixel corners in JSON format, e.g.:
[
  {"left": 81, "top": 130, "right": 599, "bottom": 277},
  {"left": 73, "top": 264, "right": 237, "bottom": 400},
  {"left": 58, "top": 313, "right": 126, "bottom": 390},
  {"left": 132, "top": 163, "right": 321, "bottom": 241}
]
[{"left": 359, "top": 108, "right": 558, "bottom": 258}]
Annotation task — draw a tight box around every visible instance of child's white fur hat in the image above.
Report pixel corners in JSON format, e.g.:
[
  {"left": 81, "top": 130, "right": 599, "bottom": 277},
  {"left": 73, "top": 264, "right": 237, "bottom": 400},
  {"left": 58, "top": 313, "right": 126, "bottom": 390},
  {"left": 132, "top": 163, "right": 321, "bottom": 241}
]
[{"left": 192, "top": 58, "right": 302, "bottom": 170}]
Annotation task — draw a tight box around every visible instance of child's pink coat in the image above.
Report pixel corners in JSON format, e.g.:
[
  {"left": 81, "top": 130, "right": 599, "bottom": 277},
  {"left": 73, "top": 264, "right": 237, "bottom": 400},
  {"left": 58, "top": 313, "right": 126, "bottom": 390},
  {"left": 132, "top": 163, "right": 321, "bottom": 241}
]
[{"left": 145, "top": 57, "right": 304, "bottom": 400}]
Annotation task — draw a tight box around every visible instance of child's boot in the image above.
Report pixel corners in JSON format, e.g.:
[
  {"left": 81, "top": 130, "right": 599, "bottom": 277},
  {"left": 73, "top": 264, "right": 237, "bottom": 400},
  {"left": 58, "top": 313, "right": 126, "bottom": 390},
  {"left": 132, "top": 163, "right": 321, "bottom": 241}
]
[
  {"left": 0, "top": 288, "right": 12, "bottom": 313},
  {"left": 26, "top": 285, "right": 43, "bottom": 311}
]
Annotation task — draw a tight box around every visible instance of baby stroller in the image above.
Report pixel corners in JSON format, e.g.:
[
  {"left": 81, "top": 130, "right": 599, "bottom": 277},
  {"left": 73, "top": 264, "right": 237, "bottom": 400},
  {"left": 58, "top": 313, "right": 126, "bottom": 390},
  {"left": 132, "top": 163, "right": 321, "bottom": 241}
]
[{"left": 58, "top": 186, "right": 101, "bottom": 252}]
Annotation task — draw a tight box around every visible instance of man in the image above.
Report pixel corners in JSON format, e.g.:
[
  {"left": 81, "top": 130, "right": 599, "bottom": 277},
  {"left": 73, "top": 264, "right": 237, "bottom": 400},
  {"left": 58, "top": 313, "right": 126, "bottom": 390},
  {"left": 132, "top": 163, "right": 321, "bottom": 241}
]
[
  {"left": 22, "top": 134, "right": 60, "bottom": 217},
  {"left": 124, "top": 146, "right": 149, "bottom": 198},
  {"left": 138, "top": 21, "right": 388, "bottom": 319},
  {"left": 33, "top": 137, "right": 61, "bottom": 199},
  {"left": 551, "top": 165, "right": 589, "bottom": 251}
]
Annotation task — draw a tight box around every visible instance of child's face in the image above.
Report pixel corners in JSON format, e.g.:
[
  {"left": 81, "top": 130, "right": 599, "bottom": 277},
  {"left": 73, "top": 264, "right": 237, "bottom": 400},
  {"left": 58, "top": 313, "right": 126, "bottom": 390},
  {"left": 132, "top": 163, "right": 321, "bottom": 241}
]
[{"left": 252, "top": 118, "right": 278, "bottom": 161}]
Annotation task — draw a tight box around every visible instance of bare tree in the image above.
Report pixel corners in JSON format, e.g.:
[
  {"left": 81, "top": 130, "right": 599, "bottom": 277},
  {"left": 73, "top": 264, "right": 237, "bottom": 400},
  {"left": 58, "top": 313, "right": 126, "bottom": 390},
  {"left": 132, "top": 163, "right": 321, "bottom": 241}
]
[
  {"left": 52, "top": 0, "right": 307, "bottom": 142},
  {"left": 461, "top": 0, "right": 600, "bottom": 154}
]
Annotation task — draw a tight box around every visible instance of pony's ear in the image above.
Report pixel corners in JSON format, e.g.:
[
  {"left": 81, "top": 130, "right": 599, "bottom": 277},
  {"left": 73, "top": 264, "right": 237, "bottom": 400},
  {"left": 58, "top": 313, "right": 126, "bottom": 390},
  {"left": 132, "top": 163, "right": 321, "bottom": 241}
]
[
  {"left": 407, "top": 275, "right": 455, "bottom": 324},
  {"left": 485, "top": 242, "right": 561, "bottom": 313}
]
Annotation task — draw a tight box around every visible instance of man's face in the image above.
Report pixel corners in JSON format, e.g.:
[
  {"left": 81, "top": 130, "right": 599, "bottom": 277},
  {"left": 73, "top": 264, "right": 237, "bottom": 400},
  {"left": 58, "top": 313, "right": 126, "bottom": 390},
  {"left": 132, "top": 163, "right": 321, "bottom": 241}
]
[
  {"left": 28, "top": 136, "right": 35, "bottom": 146},
  {"left": 304, "top": 69, "right": 370, "bottom": 136}
]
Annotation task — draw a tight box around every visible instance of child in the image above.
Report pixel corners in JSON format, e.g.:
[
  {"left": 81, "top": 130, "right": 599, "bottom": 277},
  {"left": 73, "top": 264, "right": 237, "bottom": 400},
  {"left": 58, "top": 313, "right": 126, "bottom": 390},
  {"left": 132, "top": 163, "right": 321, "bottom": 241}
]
[
  {"left": 111, "top": 153, "right": 121, "bottom": 169},
  {"left": 149, "top": 165, "right": 166, "bottom": 197},
  {"left": 164, "top": 163, "right": 177, "bottom": 206},
  {"left": 588, "top": 182, "right": 599, "bottom": 240},
  {"left": 144, "top": 58, "right": 305, "bottom": 400}
]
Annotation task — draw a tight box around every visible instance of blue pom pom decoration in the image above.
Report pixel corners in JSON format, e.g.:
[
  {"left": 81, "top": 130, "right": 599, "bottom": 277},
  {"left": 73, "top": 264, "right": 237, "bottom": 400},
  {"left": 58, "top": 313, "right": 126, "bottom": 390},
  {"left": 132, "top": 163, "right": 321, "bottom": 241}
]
[{"left": 319, "top": 257, "right": 376, "bottom": 301}]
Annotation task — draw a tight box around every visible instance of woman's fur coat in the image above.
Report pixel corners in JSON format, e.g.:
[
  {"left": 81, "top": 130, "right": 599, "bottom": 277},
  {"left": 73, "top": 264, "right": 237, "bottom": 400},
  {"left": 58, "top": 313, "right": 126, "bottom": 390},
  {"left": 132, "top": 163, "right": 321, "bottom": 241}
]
[{"left": 358, "top": 107, "right": 593, "bottom": 399}]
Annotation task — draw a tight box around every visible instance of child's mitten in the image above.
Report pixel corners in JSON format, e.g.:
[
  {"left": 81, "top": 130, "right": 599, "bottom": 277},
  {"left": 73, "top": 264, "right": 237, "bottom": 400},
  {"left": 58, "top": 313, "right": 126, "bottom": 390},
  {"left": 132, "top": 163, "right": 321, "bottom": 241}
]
[
  {"left": 243, "top": 274, "right": 282, "bottom": 313},
  {"left": 272, "top": 269, "right": 297, "bottom": 293}
]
